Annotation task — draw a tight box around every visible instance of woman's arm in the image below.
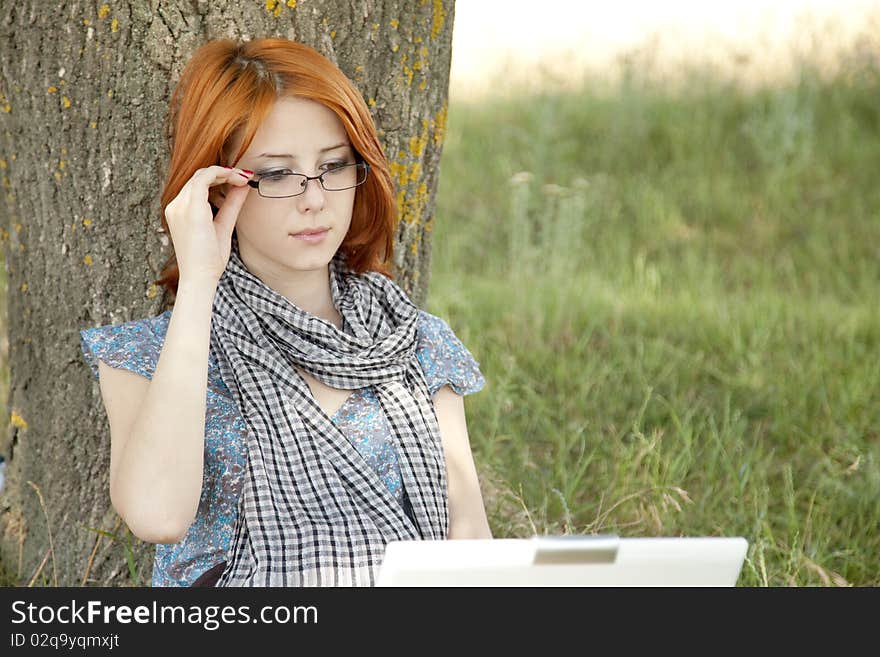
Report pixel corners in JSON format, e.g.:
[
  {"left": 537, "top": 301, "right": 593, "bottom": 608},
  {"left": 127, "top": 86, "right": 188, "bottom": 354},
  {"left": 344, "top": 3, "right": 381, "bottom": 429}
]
[
  {"left": 432, "top": 385, "right": 493, "bottom": 539},
  {"left": 102, "top": 276, "right": 218, "bottom": 543}
]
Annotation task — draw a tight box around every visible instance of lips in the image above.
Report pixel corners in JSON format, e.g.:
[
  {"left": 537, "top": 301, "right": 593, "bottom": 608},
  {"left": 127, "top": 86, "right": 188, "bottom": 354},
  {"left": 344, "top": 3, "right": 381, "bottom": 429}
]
[{"left": 291, "top": 227, "right": 329, "bottom": 236}]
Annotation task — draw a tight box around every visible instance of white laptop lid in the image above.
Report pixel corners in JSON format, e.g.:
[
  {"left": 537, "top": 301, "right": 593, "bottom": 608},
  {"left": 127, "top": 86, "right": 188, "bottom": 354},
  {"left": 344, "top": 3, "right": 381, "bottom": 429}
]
[{"left": 376, "top": 535, "right": 748, "bottom": 586}]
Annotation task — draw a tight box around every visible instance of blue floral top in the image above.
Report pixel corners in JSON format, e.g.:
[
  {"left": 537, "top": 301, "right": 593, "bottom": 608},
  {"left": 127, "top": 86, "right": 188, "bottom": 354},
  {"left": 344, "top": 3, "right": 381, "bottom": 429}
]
[{"left": 80, "top": 308, "right": 486, "bottom": 587}]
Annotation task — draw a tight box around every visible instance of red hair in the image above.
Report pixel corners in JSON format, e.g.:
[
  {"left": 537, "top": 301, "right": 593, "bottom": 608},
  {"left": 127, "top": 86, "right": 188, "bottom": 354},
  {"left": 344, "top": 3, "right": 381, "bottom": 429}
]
[{"left": 153, "top": 38, "right": 397, "bottom": 298}]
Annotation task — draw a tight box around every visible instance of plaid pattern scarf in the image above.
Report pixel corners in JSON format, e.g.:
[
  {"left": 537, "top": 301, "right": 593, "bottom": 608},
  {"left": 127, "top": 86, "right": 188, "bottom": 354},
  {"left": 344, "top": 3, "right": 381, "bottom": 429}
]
[{"left": 207, "top": 234, "right": 448, "bottom": 586}]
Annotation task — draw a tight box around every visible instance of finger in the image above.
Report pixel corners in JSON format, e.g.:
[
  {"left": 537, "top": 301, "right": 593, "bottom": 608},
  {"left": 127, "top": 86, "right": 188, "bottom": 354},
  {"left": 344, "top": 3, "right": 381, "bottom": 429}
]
[
  {"left": 221, "top": 167, "right": 255, "bottom": 187},
  {"left": 214, "top": 175, "right": 252, "bottom": 240},
  {"left": 182, "top": 166, "right": 249, "bottom": 198}
]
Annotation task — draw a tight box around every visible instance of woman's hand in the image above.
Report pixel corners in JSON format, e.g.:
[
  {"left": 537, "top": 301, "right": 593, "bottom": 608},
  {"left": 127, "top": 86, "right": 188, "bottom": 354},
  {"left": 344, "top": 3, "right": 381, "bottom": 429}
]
[{"left": 163, "top": 165, "right": 254, "bottom": 285}]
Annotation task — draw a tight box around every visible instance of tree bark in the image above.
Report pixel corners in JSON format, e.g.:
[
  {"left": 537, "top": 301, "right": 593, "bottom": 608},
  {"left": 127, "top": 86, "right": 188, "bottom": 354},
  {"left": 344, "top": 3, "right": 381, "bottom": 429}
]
[{"left": 0, "top": 0, "right": 454, "bottom": 586}]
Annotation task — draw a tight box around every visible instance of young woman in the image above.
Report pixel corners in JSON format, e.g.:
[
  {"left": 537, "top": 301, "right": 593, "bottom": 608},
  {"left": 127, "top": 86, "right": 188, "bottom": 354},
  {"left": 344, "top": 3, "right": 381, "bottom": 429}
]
[{"left": 80, "top": 37, "right": 491, "bottom": 587}]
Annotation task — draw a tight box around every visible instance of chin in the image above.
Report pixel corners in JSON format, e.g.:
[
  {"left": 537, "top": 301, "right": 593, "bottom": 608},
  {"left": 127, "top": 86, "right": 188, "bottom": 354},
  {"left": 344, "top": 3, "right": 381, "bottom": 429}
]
[{"left": 285, "top": 249, "right": 335, "bottom": 272}]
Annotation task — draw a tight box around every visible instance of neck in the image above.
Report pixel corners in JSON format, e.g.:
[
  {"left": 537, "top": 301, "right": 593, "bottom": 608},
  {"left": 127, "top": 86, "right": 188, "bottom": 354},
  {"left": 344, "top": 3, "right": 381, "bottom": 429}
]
[{"left": 237, "top": 243, "right": 342, "bottom": 328}]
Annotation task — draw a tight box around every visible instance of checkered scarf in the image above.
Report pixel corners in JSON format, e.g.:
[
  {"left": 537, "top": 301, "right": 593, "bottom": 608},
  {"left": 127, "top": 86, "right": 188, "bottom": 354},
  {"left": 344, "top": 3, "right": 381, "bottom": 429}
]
[{"left": 207, "top": 234, "right": 448, "bottom": 586}]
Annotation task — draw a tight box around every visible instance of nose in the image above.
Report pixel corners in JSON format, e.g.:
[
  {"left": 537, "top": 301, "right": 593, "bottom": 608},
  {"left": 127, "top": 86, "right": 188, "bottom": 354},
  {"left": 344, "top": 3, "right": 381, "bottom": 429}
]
[{"left": 296, "top": 176, "right": 326, "bottom": 214}]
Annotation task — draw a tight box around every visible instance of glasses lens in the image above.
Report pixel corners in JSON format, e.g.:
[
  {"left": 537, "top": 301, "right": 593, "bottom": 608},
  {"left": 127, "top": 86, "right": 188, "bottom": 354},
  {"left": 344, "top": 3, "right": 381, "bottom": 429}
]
[
  {"left": 259, "top": 173, "right": 307, "bottom": 198},
  {"left": 321, "top": 163, "right": 368, "bottom": 191}
]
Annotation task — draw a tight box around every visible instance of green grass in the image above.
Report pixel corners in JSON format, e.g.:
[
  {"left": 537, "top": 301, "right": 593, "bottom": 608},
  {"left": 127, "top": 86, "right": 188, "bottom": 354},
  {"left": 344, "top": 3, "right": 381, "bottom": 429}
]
[{"left": 425, "top": 55, "right": 880, "bottom": 586}]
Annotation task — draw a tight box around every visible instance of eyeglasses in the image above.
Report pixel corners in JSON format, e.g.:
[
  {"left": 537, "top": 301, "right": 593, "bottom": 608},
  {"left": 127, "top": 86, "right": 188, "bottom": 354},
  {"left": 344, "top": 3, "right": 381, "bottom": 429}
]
[{"left": 246, "top": 162, "right": 370, "bottom": 198}]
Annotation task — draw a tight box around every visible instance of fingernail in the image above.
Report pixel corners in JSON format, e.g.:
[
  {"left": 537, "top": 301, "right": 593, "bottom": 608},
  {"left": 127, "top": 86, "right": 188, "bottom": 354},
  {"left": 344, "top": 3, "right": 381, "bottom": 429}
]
[
  {"left": 222, "top": 165, "right": 233, "bottom": 169},
  {"left": 241, "top": 169, "right": 254, "bottom": 175}
]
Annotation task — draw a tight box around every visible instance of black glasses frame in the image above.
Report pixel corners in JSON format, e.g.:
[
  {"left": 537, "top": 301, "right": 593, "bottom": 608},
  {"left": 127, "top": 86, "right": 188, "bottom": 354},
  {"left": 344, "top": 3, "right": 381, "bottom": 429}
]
[{"left": 246, "top": 162, "right": 371, "bottom": 198}]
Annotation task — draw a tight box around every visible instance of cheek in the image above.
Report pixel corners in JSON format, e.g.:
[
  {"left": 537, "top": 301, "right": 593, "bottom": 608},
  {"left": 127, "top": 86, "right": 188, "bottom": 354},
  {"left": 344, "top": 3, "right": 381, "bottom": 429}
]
[
  {"left": 234, "top": 196, "right": 280, "bottom": 233},
  {"left": 335, "top": 191, "right": 357, "bottom": 224}
]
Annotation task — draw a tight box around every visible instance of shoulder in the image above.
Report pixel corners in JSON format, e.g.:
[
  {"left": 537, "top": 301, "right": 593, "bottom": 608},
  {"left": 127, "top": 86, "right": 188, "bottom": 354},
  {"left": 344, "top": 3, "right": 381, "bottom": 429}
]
[
  {"left": 415, "top": 309, "right": 486, "bottom": 397},
  {"left": 79, "top": 310, "right": 172, "bottom": 381}
]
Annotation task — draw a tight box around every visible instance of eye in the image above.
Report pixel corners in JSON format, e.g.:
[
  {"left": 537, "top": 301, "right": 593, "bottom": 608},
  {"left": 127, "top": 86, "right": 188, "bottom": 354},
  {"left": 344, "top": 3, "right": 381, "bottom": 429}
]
[
  {"left": 257, "top": 168, "right": 291, "bottom": 180},
  {"left": 321, "top": 161, "right": 350, "bottom": 172}
]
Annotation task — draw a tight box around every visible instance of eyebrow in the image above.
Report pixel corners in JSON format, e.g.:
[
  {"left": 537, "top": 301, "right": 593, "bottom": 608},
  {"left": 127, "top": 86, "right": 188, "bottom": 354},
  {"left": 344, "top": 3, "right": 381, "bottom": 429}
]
[{"left": 254, "top": 142, "right": 350, "bottom": 160}]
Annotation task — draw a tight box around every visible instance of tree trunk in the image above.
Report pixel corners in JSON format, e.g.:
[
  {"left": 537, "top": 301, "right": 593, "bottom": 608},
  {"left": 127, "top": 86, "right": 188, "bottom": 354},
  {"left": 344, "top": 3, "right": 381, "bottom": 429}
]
[{"left": 0, "top": 0, "right": 454, "bottom": 586}]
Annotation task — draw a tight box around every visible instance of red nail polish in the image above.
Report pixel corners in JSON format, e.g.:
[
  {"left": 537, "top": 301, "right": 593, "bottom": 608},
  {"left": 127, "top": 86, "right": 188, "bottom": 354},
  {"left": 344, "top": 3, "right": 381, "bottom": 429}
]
[
  {"left": 222, "top": 165, "right": 233, "bottom": 169},
  {"left": 241, "top": 169, "right": 254, "bottom": 175}
]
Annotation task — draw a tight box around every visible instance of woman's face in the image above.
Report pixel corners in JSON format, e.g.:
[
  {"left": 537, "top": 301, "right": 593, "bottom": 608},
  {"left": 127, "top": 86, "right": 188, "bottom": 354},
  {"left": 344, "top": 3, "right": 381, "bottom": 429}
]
[{"left": 214, "top": 95, "right": 357, "bottom": 277}]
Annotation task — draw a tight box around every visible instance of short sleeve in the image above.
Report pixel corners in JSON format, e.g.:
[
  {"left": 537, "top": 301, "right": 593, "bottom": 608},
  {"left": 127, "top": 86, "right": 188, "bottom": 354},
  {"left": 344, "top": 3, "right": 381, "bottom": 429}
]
[
  {"left": 416, "top": 310, "right": 486, "bottom": 397},
  {"left": 79, "top": 312, "right": 169, "bottom": 382}
]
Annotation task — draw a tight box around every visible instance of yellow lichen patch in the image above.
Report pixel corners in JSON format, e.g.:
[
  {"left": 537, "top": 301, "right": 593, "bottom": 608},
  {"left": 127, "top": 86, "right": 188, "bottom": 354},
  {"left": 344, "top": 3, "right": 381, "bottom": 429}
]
[
  {"left": 90, "top": 121, "right": 97, "bottom": 129},
  {"left": 18, "top": 243, "right": 24, "bottom": 252},
  {"left": 0, "top": 227, "right": 8, "bottom": 242},
  {"left": 389, "top": 160, "right": 407, "bottom": 187},
  {"left": 62, "top": 96, "right": 71, "bottom": 108},
  {"left": 391, "top": 43, "right": 399, "bottom": 52},
  {"left": 111, "top": 18, "right": 119, "bottom": 32},
  {"left": 265, "top": 0, "right": 282, "bottom": 17},
  {"left": 0, "top": 159, "right": 6, "bottom": 169},
  {"left": 409, "top": 134, "right": 426, "bottom": 158},
  {"left": 60, "top": 79, "right": 66, "bottom": 85},
  {"left": 368, "top": 97, "right": 376, "bottom": 107},
  {"left": 414, "top": 36, "right": 422, "bottom": 44},
  {"left": 48, "top": 86, "right": 58, "bottom": 93},
  {"left": 409, "top": 118, "right": 430, "bottom": 159},
  {"left": 61, "top": 147, "right": 68, "bottom": 155},
  {"left": 14, "top": 223, "right": 22, "bottom": 233},
  {"left": 107, "top": 90, "right": 113, "bottom": 98},
  {"left": 11, "top": 410, "right": 28, "bottom": 430},
  {"left": 54, "top": 171, "right": 62, "bottom": 181},
  {"left": 390, "top": 19, "right": 399, "bottom": 29},
  {"left": 146, "top": 283, "right": 159, "bottom": 299},
  {"left": 287, "top": 0, "right": 297, "bottom": 7},
  {"left": 419, "top": 78, "right": 427, "bottom": 91},
  {"left": 408, "top": 161, "right": 422, "bottom": 184},
  {"left": 98, "top": 4, "right": 110, "bottom": 19},
  {"left": 82, "top": 217, "right": 92, "bottom": 227},
  {"left": 10, "top": 153, "right": 15, "bottom": 161},
  {"left": 83, "top": 254, "right": 93, "bottom": 265},
  {"left": 59, "top": 160, "right": 66, "bottom": 170},
  {"left": 83, "top": 18, "right": 92, "bottom": 26},
  {"left": 411, "top": 182, "right": 429, "bottom": 225},
  {"left": 433, "top": 102, "right": 447, "bottom": 148},
  {"left": 400, "top": 54, "right": 414, "bottom": 86},
  {"left": 20, "top": 282, "right": 27, "bottom": 293},
  {"left": 372, "top": 22, "right": 379, "bottom": 32},
  {"left": 431, "top": 0, "right": 446, "bottom": 40},
  {"left": 3, "top": 104, "right": 10, "bottom": 113}
]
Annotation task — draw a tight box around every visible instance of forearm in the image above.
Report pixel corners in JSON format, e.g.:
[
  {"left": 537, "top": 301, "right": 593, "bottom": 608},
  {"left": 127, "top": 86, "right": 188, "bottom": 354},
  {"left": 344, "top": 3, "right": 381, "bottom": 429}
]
[
  {"left": 448, "top": 498, "right": 493, "bottom": 539},
  {"left": 112, "top": 277, "right": 217, "bottom": 541}
]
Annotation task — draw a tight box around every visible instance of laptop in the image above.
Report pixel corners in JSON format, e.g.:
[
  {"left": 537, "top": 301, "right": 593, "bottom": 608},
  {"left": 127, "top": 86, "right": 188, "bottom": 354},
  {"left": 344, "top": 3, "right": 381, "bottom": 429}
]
[{"left": 376, "top": 535, "right": 748, "bottom": 586}]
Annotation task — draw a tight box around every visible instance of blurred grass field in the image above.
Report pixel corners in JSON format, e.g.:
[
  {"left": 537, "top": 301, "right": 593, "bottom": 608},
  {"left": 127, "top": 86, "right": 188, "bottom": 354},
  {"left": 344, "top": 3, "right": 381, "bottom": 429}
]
[
  {"left": 426, "top": 49, "right": 880, "bottom": 586},
  {"left": 2, "top": 39, "right": 878, "bottom": 586}
]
